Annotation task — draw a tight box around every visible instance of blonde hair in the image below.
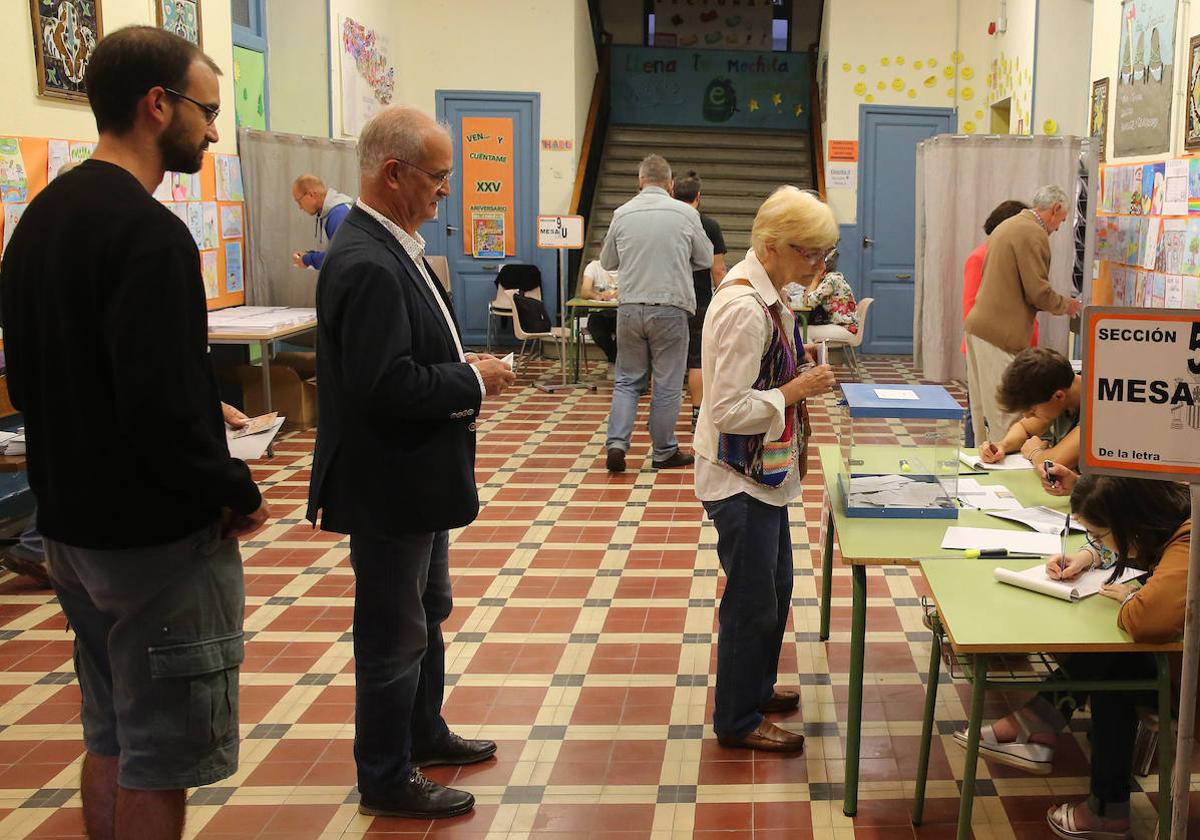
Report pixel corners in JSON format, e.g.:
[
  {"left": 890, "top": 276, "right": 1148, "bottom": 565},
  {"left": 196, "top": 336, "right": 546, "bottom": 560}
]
[{"left": 750, "top": 186, "right": 838, "bottom": 260}]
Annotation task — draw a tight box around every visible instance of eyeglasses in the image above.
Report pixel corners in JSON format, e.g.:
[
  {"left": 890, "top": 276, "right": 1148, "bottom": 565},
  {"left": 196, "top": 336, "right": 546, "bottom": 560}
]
[
  {"left": 395, "top": 159, "right": 454, "bottom": 188},
  {"left": 163, "top": 87, "right": 220, "bottom": 125},
  {"left": 789, "top": 244, "right": 838, "bottom": 265}
]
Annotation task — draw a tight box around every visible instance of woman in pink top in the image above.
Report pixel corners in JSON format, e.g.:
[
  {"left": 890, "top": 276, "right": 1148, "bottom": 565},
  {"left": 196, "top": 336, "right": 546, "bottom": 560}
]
[{"left": 962, "top": 200, "right": 1035, "bottom": 353}]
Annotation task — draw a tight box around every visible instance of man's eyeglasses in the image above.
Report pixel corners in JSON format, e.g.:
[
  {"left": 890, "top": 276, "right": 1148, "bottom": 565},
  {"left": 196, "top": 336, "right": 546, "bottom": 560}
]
[
  {"left": 789, "top": 244, "right": 838, "bottom": 266},
  {"left": 163, "top": 87, "right": 220, "bottom": 125},
  {"left": 395, "top": 159, "right": 454, "bottom": 188}
]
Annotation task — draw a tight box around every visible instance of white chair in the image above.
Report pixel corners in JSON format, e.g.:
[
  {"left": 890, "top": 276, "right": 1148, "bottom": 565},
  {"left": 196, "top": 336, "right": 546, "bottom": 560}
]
[
  {"left": 504, "top": 288, "right": 569, "bottom": 369},
  {"left": 485, "top": 282, "right": 515, "bottom": 353},
  {"left": 821, "top": 297, "right": 873, "bottom": 378}
]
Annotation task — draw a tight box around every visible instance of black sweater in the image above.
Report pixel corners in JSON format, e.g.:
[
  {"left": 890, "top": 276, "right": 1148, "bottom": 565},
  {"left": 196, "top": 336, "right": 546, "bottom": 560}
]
[{"left": 0, "top": 160, "right": 260, "bottom": 549}]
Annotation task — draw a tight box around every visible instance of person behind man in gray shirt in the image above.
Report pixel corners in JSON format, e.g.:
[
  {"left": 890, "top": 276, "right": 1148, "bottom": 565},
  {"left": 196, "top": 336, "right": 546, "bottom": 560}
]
[{"left": 600, "top": 154, "right": 713, "bottom": 473}]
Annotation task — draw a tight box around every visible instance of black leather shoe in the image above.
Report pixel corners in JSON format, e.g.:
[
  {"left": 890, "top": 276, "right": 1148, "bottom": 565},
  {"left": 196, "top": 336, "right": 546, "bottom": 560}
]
[
  {"left": 652, "top": 451, "right": 694, "bottom": 469},
  {"left": 358, "top": 769, "right": 474, "bottom": 819},
  {"left": 606, "top": 447, "right": 627, "bottom": 473},
  {"left": 412, "top": 732, "right": 497, "bottom": 768}
]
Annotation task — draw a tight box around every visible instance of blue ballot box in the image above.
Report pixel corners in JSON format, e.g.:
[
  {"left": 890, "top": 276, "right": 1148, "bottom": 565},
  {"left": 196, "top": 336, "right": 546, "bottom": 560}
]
[{"left": 836, "top": 383, "right": 965, "bottom": 520}]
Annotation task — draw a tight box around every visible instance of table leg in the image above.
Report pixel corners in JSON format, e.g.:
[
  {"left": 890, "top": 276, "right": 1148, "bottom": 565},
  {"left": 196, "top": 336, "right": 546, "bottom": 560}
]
[
  {"left": 842, "top": 563, "right": 868, "bottom": 817},
  {"left": 1155, "top": 652, "right": 1174, "bottom": 837},
  {"left": 572, "top": 309, "right": 582, "bottom": 381},
  {"left": 819, "top": 504, "right": 834, "bottom": 641},
  {"left": 260, "top": 340, "right": 274, "bottom": 458},
  {"left": 956, "top": 653, "right": 989, "bottom": 840},
  {"left": 911, "top": 622, "right": 942, "bottom": 826}
]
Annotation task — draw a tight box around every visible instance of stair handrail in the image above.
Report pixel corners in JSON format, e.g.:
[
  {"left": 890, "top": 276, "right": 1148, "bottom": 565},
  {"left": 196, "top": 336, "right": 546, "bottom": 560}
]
[
  {"left": 810, "top": 46, "right": 826, "bottom": 199},
  {"left": 568, "top": 39, "right": 612, "bottom": 294}
]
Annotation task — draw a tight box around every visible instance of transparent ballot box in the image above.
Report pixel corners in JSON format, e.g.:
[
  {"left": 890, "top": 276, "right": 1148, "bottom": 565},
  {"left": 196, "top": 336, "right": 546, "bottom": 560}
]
[{"left": 835, "top": 383, "right": 964, "bottom": 520}]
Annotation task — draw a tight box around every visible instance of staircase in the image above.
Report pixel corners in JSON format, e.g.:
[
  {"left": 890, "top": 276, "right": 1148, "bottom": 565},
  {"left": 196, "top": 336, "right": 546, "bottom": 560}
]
[{"left": 582, "top": 125, "right": 814, "bottom": 269}]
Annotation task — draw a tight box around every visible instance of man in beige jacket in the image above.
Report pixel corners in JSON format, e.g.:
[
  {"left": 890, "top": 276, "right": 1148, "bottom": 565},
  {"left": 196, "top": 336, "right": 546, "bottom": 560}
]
[{"left": 963, "top": 184, "right": 1082, "bottom": 446}]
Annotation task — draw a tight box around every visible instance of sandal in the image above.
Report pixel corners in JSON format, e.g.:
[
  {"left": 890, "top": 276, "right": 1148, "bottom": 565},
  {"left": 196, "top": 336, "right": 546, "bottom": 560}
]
[
  {"left": 1046, "top": 802, "right": 1132, "bottom": 840},
  {"left": 952, "top": 710, "right": 1054, "bottom": 775}
]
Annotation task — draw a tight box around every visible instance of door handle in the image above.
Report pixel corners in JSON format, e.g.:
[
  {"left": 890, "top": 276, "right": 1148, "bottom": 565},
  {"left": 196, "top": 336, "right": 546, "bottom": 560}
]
[
  {"left": 446, "top": 225, "right": 459, "bottom": 236},
  {"left": 862, "top": 236, "right": 874, "bottom": 248},
  {"left": 895, "top": 273, "right": 913, "bottom": 280}
]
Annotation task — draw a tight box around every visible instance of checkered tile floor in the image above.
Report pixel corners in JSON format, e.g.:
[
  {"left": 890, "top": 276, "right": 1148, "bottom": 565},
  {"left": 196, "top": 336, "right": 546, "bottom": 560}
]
[{"left": 0, "top": 355, "right": 1195, "bottom": 839}]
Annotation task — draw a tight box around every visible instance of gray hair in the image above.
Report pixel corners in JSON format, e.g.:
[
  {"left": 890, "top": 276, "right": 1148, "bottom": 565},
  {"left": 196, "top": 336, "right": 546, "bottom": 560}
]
[
  {"left": 638, "top": 154, "right": 672, "bottom": 185},
  {"left": 1031, "top": 184, "right": 1068, "bottom": 210},
  {"left": 357, "top": 105, "right": 450, "bottom": 175}
]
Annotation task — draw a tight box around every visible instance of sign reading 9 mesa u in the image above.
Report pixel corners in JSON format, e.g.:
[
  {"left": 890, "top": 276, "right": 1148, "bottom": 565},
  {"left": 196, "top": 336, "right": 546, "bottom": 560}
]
[{"left": 1082, "top": 307, "right": 1200, "bottom": 480}]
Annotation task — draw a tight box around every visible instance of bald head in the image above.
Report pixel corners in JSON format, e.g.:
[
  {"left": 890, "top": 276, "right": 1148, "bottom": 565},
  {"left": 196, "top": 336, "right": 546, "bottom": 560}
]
[
  {"left": 293, "top": 174, "right": 325, "bottom": 193},
  {"left": 358, "top": 105, "right": 450, "bottom": 176},
  {"left": 292, "top": 173, "right": 328, "bottom": 216}
]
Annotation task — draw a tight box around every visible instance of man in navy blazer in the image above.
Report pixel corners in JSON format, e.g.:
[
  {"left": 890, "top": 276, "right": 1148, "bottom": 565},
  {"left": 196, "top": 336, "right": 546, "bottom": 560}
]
[{"left": 307, "top": 106, "right": 515, "bottom": 819}]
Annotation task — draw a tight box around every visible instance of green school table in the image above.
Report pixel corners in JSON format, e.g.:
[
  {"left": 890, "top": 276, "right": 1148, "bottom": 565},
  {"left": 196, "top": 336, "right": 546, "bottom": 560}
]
[
  {"left": 564, "top": 297, "right": 813, "bottom": 382},
  {"left": 915, "top": 557, "right": 1180, "bottom": 840},
  {"left": 814, "top": 444, "right": 1078, "bottom": 817}
]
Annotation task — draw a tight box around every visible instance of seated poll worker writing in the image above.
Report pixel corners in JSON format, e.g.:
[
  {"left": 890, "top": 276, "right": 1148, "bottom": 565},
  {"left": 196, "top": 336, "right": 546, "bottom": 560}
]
[
  {"left": 951, "top": 475, "right": 1190, "bottom": 840},
  {"left": 977, "top": 348, "right": 1080, "bottom": 469}
]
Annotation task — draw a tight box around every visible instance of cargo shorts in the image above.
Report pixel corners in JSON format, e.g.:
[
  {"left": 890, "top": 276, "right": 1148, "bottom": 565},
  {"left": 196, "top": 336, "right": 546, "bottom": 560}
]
[{"left": 46, "top": 523, "right": 245, "bottom": 790}]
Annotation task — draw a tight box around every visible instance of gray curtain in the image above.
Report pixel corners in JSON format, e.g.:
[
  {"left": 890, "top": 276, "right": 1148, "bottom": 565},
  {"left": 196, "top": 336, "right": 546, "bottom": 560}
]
[
  {"left": 913, "top": 134, "right": 1083, "bottom": 382},
  {"left": 238, "top": 127, "right": 359, "bottom": 308}
]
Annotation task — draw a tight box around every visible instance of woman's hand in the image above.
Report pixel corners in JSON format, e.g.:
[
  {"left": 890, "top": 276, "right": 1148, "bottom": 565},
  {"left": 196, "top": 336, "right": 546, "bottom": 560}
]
[
  {"left": 1046, "top": 549, "right": 1093, "bottom": 581},
  {"left": 781, "top": 364, "right": 836, "bottom": 405},
  {"left": 1099, "top": 582, "right": 1137, "bottom": 603},
  {"left": 1038, "top": 462, "right": 1078, "bottom": 497},
  {"left": 1020, "top": 435, "right": 1048, "bottom": 462},
  {"left": 978, "top": 441, "right": 1004, "bottom": 463}
]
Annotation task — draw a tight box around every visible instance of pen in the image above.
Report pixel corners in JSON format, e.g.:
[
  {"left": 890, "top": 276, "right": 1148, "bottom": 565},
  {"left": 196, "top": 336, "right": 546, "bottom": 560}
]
[
  {"left": 1044, "top": 459, "right": 1058, "bottom": 488},
  {"left": 1061, "top": 509, "right": 1070, "bottom": 561},
  {"left": 963, "top": 549, "right": 1043, "bottom": 559}
]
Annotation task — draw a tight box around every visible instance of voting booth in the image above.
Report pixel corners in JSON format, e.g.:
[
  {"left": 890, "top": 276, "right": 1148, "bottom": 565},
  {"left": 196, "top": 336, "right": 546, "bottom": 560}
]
[{"left": 836, "top": 383, "right": 964, "bottom": 519}]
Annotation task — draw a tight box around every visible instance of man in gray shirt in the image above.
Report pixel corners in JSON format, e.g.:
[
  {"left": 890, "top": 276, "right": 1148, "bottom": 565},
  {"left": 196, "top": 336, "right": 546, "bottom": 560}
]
[{"left": 600, "top": 154, "right": 713, "bottom": 472}]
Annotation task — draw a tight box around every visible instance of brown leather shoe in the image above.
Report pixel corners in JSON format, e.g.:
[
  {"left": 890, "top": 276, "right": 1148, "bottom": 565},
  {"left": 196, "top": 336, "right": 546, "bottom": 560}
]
[
  {"left": 760, "top": 689, "right": 800, "bottom": 714},
  {"left": 717, "top": 721, "right": 805, "bottom": 753}
]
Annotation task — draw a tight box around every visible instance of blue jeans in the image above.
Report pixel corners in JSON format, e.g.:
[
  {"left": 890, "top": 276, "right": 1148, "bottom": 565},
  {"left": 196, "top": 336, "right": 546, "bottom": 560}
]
[
  {"left": 702, "top": 493, "right": 794, "bottom": 739},
  {"left": 349, "top": 530, "right": 453, "bottom": 797},
  {"left": 606, "top": 303, "right": 688, "bottom": 461}
]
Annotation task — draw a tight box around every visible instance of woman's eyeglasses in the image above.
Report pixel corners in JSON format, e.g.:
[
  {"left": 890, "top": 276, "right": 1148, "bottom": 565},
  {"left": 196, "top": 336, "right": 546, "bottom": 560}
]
[{"left": 788, "top": 245, "right": 838, "bottom": 266}]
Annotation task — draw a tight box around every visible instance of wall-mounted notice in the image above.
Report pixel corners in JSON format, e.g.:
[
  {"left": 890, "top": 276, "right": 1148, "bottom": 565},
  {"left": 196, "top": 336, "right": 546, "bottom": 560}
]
[{"left": 461, "top": 117, "right": 515, "bottom": 256}]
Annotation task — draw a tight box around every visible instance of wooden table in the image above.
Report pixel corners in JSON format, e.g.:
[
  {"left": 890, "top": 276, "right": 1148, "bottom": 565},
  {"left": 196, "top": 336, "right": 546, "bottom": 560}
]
[
  {"left": 915, "top": 557, "right": 1180, "bottom": 839},
  {"left": 814, "top": 444, "right": 1080, "bottom": 817}
]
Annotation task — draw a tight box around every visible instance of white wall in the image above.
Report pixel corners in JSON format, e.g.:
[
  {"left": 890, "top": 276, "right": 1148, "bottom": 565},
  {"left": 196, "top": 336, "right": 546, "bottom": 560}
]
[
  {"left": 0, "top": 0, "right": 238, "bottom": 153},
  {"left": 1032, "top": 0, "right": 1093, "bottom": 137},
  {"left": 327, "top": 0, "right": 597, "bottom": 214},
  {"left": 266, "top": 0, "right": 330, "bottom": 137}
]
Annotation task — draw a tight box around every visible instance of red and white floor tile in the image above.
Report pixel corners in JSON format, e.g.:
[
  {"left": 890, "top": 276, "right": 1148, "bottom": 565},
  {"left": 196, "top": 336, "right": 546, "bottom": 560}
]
[{"left": 0, "top": 356, "right": 1190, "bottom": 838}]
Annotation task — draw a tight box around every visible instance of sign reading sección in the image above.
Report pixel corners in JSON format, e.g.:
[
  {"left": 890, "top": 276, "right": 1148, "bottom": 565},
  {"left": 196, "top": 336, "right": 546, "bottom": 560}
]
[{"left": 1082, "top": 306, "right": 1200, "bottom": 480}]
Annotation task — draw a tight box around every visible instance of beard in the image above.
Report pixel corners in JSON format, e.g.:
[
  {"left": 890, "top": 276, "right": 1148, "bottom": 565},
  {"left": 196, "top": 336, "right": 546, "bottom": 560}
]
[{"left": 158, "top": 115, "right": 207, "bottom": 174}]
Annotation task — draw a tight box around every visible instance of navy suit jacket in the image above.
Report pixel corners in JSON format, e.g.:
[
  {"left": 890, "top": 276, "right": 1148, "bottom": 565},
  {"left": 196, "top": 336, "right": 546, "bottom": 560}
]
[{"left": 306, "top": 206, "right": 482, "bottom": 536}]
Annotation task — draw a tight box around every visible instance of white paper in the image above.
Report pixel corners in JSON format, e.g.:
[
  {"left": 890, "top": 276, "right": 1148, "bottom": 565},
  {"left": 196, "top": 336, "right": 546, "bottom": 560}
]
[
  {"left": 501, "top": 352, "right": 514, "bottom": 369},
  {"left": 817, "top": 341, "right": 828, "bottom": 366},
  {"left": 226, "top": 417, "right": 285, "bottom": 460},
  {"left": 847, "top": 475, "right": 951, "bottom": 509},
  {"left": 46, "top": 139, "right": 70, "bottom": 181},
  {"left": 827, "top": 163, "right": 857, "bottom": 190},
  {"left": 940, "top": 526, "right": 1062, "bottom": 555},
  {"left": 955, "top": 477, "right": 1023, "bottom": 511},
  {"left": 986, "top": 506, "right": 1083, "bottom": 534},
  {"left": 1164, "top": 159, "right": 1189, "bottom": 216},
  {"left": 958, "top": 449, "right": 1032, "bottom": 471},
  {"left": 1140, "top": 219, "right": 1160, "bottom": 270},
  {"left": 994, "top": 564, "right": 1146, "bottom": 601},
  {"left": 874, "top": 388, "right": 918, "bottom": 400}
]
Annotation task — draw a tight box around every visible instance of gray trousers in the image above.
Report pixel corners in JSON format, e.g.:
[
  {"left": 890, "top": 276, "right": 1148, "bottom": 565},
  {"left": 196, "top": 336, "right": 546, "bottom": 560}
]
[{"left": 606, "top": 303, "right": 688, "bottom": 461}]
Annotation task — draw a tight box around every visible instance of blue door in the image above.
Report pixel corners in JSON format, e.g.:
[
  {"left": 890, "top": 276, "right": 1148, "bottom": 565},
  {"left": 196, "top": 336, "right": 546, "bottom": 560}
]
[
  {"left": 857, "top": 106, "right": 954, "bottom": 354},
  {"left": 427, "top": 92, "right": 554, "bottom": 346}
]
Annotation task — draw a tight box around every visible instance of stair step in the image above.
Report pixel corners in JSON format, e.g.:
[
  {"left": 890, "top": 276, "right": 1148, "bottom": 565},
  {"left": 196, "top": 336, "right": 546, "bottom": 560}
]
[
  {"left": 608, "top": 125, "right": 809, "bottom": 150},
  {"left": 601, "top": 160, "right": 811, "bottom": 183},
  {"left": 604, "top": 144, "right": 808, "bottom": 166}
]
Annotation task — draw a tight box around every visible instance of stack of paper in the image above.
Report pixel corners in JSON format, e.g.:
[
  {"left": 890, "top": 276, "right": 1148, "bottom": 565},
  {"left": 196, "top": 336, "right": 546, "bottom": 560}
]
[
  {"left": 958, "top": 449, "right": 1032, "bottom": 471},
  {"left": 208, "top": 307, "right": 317, "bottom": 333},
  {"left": 994, "top": 564, "right": 1146, "bottom": 601},
  {"left": 0, "top": 430, "right": 24, "bottom": 456},
  {"left": 226, "top": 415, "right": 285, "bottom": 460},
  {"left": 847, "top": 474, "right": 951, "bottom": 509}
]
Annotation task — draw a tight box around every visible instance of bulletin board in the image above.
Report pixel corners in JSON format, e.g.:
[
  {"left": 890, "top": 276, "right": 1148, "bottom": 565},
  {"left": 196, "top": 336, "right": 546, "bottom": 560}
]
[
  {"left": 1092, "top": 158, "right": 1200, "bottom": 310},
  {"left": 0, "top": 135, "right": 247, "bottom": 311}
]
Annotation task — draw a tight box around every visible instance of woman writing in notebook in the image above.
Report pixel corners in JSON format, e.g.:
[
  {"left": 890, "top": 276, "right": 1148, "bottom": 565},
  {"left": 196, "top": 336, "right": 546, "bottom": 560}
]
[{"left": 953, "top": 475, "right": 1190, "bottom": 840}]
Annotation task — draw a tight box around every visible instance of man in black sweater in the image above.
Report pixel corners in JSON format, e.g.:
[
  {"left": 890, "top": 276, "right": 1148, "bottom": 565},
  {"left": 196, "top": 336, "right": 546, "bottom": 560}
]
[{"left": 0, "top": 27, "right": 267, "bottom": 840}]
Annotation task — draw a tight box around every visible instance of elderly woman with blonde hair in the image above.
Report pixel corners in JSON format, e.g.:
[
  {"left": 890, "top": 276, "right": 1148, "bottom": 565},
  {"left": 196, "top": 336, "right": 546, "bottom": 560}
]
[{"left": 695, "top": 186, "right": 838, "bottom": 753}]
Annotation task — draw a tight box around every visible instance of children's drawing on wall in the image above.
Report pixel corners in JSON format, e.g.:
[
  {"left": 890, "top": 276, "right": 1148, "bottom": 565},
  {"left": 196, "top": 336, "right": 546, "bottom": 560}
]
[
  {"left": 215, "top": 156, "right": 244, "bottom": 202},
  {"left": 1090, "top": 78, "right": 1110, "bottom": 161},
  {"left": 186, "top": 202, "right": 204, "bottom": 249},
  {"left": 225, "top": 241, "right": 244, "bottom": 293},
  {"left": 1, "top": 204, "right": 29, "bottom": 256},
  {"left": 1186, "top": 35, "right": 1200, "bottom": 149},
  {"left": 1115, "top": 0, "right": 1178, "bottom": 156},
  {"left": 201, "top": 202, "right": 218, "bottom": 250},
  {"left": 0, "top": 139, "right": 29, "bottom": 204},
  {"left": 200, "top": 250, "right": 219, "bottom": 299},
  {"left": 219, "top": 205, "right": 243, "bottom": 239}
]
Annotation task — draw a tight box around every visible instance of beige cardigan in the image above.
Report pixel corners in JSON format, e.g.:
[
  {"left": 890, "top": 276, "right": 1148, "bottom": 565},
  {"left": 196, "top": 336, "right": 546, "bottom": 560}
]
[{"left": 964, "top": 212, "right": 1071, "bottom": 353}]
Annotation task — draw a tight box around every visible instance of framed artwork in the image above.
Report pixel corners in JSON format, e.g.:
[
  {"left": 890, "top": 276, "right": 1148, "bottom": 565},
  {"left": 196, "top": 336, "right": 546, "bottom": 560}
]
[
  {"left": 1090, "top": 77, "right": 1110, "bottom": 162},
  {"left": 29, "top": 0, "right": 104, "bottom": 103},
  {"left": 1186, "top": 35, "right": 1200, "bottom": 150},
  {"left": 156, "top": 0, "right": 202, "bottom": 48}
]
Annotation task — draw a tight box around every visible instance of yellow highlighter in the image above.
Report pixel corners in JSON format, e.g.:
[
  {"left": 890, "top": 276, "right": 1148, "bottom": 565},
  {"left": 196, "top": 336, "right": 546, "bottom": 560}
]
[{"left": 963, "top": 549, "right": 1042, "bottom": 559}]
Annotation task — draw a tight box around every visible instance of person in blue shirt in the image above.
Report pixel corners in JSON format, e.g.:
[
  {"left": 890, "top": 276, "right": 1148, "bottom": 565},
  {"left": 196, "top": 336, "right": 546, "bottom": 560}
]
[{"left": 291, "top": 174, "right": 354, "bottom": 270}]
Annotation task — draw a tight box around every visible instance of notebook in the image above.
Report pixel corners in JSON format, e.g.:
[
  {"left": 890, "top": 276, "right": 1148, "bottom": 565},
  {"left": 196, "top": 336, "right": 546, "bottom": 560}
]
[
  {"left": 958, "top": 449, "right": 1032, "bottom": 471},
  {"left": 994, "top": 564, "right": 1146, "bottom": 601}
]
